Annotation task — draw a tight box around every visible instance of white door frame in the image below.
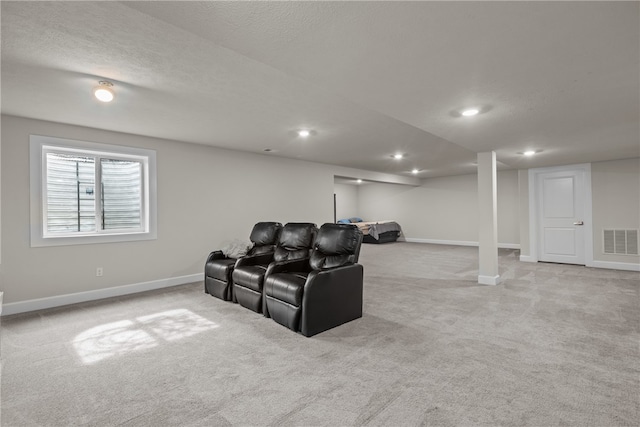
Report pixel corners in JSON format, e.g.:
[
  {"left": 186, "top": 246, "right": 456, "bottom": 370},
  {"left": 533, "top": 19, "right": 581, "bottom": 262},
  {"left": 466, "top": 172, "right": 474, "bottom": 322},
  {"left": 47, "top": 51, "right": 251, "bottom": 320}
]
[{"left": 528, "top": 163, "right": 594, "bottom": 266}]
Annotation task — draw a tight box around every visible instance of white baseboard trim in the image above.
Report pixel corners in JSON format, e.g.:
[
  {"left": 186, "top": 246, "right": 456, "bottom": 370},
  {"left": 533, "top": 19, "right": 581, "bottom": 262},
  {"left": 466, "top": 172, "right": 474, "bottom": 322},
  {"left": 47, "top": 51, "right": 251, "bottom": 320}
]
[
  {"left": 404, "top": 237, "right": 477, "bottom": 246},
  {"left": 478, "top": 274, "right": 501, "bottom": 286},
  {"left": 404, "top": 237, "right": 520, "bottom": 250},
  {"left": 498, "top": 243, "right": 521, "bottom": 250},
  {"left": 518, "top": 257, "right": 638, "bottom": 271},
  {"left": 589, "top": 260, "right": 640, "bottom": 272},
  {"left": 1, "top": 273, "right": 202, "bottom": 316}
]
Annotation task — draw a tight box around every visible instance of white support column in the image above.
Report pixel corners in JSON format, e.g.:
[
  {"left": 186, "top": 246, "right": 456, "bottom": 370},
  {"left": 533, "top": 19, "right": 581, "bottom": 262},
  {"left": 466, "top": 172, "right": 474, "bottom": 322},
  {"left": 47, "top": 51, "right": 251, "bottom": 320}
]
[{"left": 477, "top": 151, "right": 501, "bottom": 285}]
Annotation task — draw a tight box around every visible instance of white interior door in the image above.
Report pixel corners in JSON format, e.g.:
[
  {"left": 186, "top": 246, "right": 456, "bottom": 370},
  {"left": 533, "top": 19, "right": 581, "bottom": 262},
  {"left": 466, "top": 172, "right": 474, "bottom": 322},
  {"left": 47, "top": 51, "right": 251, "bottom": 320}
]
[{"left": 536, "top": 169, "right": 586, "bottom": 264}]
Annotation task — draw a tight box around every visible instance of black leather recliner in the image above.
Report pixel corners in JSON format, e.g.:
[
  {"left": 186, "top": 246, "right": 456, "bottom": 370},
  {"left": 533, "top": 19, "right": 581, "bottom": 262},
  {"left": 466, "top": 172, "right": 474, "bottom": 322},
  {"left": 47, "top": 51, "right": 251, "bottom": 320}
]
[
  {"left": 204, "top": 222, "right": 282, "bottom": 301},
  {"left": 264, "top": 223, "right": 364, "bottom": 337},
  {"left": 233, "top": 222, "right": 317, "bottom": 314}
]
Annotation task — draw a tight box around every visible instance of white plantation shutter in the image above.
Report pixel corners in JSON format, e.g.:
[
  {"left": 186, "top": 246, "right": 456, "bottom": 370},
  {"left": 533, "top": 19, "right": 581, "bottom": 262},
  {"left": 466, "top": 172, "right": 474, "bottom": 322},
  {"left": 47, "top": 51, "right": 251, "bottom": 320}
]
[
  {"left": 46, "top": 153, "right": 96, "bottom": 233},
  {"left": 101, "top": 159, "right": 142, "bottom": 230}
]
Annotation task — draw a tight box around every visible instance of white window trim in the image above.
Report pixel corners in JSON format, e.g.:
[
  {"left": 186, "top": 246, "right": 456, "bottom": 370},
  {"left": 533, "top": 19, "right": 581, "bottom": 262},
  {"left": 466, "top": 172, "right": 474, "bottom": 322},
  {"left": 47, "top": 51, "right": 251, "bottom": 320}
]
[{"left": 30, "top": 135, "right": 157, "bottom": 247}]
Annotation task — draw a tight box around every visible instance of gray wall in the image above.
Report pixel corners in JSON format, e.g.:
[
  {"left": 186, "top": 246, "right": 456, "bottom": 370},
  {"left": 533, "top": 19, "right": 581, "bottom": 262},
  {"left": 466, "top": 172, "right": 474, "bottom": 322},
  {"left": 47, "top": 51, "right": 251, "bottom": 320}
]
[
  {"left": 358, "top": 170, "right": 520, "bottom": 245},
  {"left": 591, "top": 158, "right": 640, "bottom": 264},
  {"left": 518, "top": 158, "right": 639, "bottom": 264},
  {"left": 2, "top": 114, "right": 637, "bottom": 307},
  {"left": 333, "top": 183, "right": 359, "bottom": 221},
  {"left": 1, "top": 116, "right": 339, "bottom": 304}
]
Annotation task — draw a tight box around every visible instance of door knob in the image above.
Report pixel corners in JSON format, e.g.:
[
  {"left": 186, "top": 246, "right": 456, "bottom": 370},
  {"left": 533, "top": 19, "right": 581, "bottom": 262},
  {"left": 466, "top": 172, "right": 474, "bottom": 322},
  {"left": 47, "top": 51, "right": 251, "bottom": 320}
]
[{"left": 573, "top": 221, "right": 584, "bottom": 226}]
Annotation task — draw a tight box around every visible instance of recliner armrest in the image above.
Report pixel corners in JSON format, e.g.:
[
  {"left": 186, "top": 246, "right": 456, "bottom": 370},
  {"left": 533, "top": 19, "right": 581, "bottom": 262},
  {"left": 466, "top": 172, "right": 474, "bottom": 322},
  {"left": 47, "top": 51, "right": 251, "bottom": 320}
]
[
  {"left": 304, "top": 263, "right": 360, "bottom": 291},
  {"left": 262, "top": 257, "right": 312, "bottom": 318},
  {"left": 265, "top": 258, "right": 311, "bottom": 276},
  {"left": 300, "top": 263, "right": 364, "bottom": 337},
  {"left": 204, "top": 250, "right": 232, "bottom": 296},
  {"left": 206, "top": 250, "right": 226, "bottom": 264},
  {"left": 235, "top": 252, "right": 274, "bottom": 268}
]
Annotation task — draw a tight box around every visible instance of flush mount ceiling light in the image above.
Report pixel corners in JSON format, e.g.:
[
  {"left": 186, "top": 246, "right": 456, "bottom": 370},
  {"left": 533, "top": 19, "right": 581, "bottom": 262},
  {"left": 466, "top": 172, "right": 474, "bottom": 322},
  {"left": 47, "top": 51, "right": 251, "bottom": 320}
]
[
  {"left": 461, "top": 108, "right": 479, "bottom": 117},
  {"left": 93, "top": 81, "right": 114, "bottom": 102},
  {"left": 298, "top": 130, "right": 311, "bottom": 138},
  {"left": 357, "top": 179, "right": 363, "bottom": 183},
  {"left": 411, "top": 168, "right": 420, "bottom": 174},
  {"left": 392, "top": 153, "right": 404, "bottom": 160},
  {"left": 523, "top": 150, "right": 536, "bottom": 156}
]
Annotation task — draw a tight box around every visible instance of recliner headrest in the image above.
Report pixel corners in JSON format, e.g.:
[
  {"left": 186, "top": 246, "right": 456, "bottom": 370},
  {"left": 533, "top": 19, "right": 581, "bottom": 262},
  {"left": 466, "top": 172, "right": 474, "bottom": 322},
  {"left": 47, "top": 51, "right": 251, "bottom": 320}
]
[
  {"left": 314, "top": 223, "right": 361, "bottom": 255},
  {"left": 310, "top": 223, "right": 363, "bottom": 270},
  {"left": 249, "top": 222, "right": 282, "bottom": 246},
  {"left": 274, "top": 222, "right": 317, "bottom": 262},
  {"left": 278, "top": 223, "right": 317, "bottom": 249}
]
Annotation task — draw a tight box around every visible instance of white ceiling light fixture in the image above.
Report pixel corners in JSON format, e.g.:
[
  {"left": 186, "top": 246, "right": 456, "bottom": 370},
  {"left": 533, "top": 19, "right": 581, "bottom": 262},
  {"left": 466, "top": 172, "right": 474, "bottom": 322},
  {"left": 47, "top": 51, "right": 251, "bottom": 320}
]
[
  {"left": 94, "top": 81, "right": 115, "bottom": 103},
  {"left": 393, "top": 153, "right": 404, "bottom": 160},
  {"left": 461, "top": 108, "right": 479, "bottom": 117},
  {"left": 357, "top": 179, "right": 363, "bottom": 183},
  {"left": 298, "top": 129, "right": 310, "bottom": 138},
  {"left": 523, "top": 150, "right": 536, "bottom": 156},
  {"left": 411, "top": 168, "right": 420, "bottom": 174}
]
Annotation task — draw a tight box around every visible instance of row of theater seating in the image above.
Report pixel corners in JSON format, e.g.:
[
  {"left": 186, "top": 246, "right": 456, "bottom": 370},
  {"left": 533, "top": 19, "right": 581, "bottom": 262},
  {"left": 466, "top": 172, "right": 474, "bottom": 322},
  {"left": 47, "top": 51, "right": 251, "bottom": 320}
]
[{"left": 204, "top": 222, "right": 364, "bottom": 337}]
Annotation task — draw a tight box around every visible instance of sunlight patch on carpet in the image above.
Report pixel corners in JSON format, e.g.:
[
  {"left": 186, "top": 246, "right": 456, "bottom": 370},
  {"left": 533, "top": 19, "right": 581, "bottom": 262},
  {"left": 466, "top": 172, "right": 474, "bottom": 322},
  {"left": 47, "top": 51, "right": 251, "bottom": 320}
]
[{"left": 73, "top": 309, "right": 219, "bottom": 364}]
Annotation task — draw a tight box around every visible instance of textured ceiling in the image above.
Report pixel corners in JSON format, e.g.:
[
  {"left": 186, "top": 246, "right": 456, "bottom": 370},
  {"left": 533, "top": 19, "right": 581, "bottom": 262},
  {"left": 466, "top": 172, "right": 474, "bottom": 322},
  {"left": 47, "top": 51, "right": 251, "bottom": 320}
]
[{"left": 2, "top": 1, "right": 638, "bottom": 179}]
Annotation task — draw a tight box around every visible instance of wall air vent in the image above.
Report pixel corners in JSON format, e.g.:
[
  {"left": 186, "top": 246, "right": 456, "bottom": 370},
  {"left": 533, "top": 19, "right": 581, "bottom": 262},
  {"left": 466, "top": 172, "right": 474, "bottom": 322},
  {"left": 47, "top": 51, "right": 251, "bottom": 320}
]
[{"left": 603, "top": 229, "right": 639, "bottom": 255}]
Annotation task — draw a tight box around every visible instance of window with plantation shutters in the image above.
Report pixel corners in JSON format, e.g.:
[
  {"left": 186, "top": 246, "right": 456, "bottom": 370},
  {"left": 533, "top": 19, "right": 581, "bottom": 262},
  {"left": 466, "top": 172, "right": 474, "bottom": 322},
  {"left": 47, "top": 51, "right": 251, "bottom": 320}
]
[
  {"left": 30, "top": 135, "right": 157, "bottom": 247},
  {"left": 44, "top": 153, "right": 143, "bottom": 234}
]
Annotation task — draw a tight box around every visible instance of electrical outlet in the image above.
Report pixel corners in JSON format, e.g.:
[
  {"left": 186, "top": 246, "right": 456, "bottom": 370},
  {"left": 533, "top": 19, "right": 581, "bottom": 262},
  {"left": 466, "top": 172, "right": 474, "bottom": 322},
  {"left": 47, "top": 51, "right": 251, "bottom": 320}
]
[{"left": 96, "top": 267, "right": 103, "bottom": 277}]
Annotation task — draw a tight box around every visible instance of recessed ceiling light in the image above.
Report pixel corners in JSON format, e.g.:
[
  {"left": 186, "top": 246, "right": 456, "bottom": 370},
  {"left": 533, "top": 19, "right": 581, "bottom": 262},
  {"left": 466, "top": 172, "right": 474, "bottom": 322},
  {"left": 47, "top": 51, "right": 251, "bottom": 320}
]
[
  {"left": 411, "top": 168, "right": 420, "bottom": 174},
  {"left": 393, "top": 153, "right": 404, "bottom": 160},
  {"left": 94, "top": 81, "right": 114, "bottom": 103},
  {"left": 461, "top": 108, "right": 479, "bottom": 117},
  {"left": 357, "top": 179, "right": 363, "bottom": 183},
  {"left": 523, "top": 150, "right": 536, "bottom": 156},
  {"left": 298, "top": 130, "right": 310, "bottom": 138}
]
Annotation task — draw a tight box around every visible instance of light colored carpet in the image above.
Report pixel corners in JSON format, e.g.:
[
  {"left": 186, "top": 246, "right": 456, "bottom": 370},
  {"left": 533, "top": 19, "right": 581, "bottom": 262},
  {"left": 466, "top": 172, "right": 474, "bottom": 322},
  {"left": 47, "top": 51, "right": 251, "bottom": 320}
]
[{"left": 1, "top": 243, "right": 638, "bottom": 426}]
